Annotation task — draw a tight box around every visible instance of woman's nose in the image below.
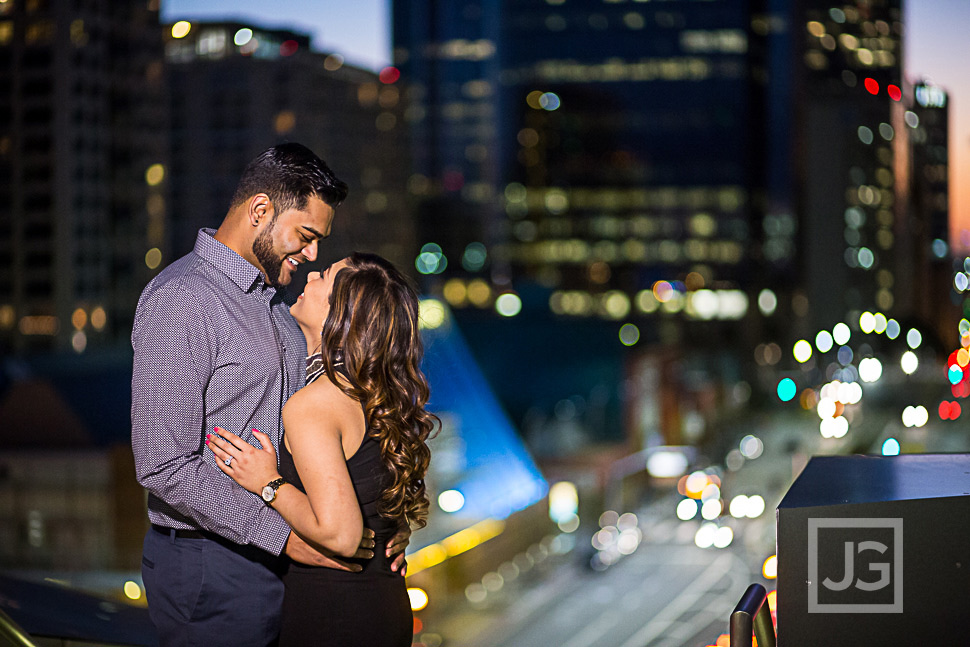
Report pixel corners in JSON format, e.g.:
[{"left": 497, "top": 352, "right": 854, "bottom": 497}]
[{"left": 307, "top": 271, "right": 321, "bottom": 282}]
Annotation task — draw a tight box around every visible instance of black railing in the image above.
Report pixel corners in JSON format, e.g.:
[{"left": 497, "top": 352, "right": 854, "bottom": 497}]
[{"left": 730, "top": 583, "right": 776, "bottom": 647}]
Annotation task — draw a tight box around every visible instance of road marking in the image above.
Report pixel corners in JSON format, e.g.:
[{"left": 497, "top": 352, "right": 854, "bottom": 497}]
[
  {"left": 560, "top": 609, "right": 622, "bottom": 647},
  {"left": 617, "top": 552, "right": 736, "bottom": 647}
]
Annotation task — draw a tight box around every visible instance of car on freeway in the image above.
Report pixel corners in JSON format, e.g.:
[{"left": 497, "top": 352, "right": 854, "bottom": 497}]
[{"left": 0, "top": 573, "right": 157, "bottom": 647}]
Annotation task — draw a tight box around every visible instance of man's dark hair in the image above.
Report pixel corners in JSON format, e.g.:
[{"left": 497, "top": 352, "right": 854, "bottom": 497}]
[{"left": 230, "top": 142, "right": 348, "bottom": 215}]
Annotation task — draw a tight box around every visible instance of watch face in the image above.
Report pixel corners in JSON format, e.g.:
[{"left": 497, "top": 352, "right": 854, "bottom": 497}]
[{"left": 262, "top": 485, "right": 275, "bottom": 502}]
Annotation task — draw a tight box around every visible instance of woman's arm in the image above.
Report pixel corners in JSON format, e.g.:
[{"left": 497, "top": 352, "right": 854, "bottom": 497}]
[{"left": 207, "top": 385, "right": 365, "bottom": 558}]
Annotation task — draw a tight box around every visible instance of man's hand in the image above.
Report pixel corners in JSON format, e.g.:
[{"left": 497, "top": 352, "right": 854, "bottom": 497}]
[
  {"left": 386, "top": 524, "right": 411, "bottom": 575},
  {"left": 284, "top": 529, "right": 375, "bottom": 572}
]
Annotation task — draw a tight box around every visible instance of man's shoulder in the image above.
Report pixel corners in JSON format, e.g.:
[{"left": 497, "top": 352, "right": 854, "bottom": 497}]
[
  {"left": 140, "top": 252, "right": 228, "bottom": 302},
  {"left": 134, "top": 253, "right": 235, "bottom": 330}
]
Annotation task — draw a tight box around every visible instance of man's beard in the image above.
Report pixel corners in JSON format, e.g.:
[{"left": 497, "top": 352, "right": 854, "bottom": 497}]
[{"left": 252, "top": 218, "right": 284, "bottom": 288}]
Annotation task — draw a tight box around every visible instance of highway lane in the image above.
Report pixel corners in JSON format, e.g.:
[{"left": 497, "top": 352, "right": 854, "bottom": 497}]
[{"left": 430, "top": 508, "right": 760, "bottom": 647}]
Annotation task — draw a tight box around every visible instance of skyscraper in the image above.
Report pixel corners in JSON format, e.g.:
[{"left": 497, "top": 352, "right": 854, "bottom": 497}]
[
  {"left": 394, "top": 0, "right": 764, "bottom": 331},
  {"left": 905, "top": 79, "right": 952, "bottom": 343},
  {"left": 164, "top": 21, "right": 414, "bottom": 271},
  {"left": 787, "top": 0, "right": 905, "bottom": 334},
  {"left": 0, "top": 0, "right": 167, "bottom": 354}
]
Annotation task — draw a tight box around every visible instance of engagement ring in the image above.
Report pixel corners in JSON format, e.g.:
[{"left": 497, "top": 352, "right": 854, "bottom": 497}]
[{"left": 224, "top": 457, "right": 233, "bottom": 466}]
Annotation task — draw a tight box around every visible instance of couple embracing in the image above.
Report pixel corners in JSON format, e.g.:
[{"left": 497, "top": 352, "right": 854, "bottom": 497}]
[{"left": 131, "top": 143, "right": 435, "bottom": 646}]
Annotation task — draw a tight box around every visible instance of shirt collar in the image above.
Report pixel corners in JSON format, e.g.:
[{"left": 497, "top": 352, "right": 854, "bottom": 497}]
[{"left": 193, "top": 228, "right": 277, "bottom": 296}]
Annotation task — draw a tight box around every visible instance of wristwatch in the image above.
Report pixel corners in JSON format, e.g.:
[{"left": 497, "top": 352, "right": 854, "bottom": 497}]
[{"left": 261, "top": 477, "right": 286, "bottom": 504}]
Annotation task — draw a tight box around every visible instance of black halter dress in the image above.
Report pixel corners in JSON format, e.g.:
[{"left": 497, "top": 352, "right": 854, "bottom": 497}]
[{"left": 276, "top": 356, "right": 412, "bottom": 647}]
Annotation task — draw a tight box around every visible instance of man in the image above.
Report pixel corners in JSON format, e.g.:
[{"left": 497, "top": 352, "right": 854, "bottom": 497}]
[{"left": 131, "top": 143, "right": 407, "bottom": 645}]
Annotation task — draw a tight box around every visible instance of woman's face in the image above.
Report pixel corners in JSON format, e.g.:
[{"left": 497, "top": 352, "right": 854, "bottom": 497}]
[{"left": 290, "top": 258, "right": 350, "bottom": 332}]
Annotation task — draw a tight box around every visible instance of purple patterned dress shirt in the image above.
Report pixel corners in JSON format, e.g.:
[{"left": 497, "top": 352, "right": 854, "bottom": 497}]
[{"left": 131, "top": 229, "right": 306, "bottom": 555}]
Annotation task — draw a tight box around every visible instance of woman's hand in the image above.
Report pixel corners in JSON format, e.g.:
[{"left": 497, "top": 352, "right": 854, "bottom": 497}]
[{"left": 207, "top": 427, "right": 281, "bottom": 495}]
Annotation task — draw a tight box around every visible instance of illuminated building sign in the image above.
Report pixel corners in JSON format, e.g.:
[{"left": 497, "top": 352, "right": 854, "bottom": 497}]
[{"left": 915, "top": 84, "right": 946, "bottom": 109}]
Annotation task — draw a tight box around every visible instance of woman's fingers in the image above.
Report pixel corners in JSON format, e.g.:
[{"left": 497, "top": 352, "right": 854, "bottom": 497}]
[
  {"left": 251, "top": 429, "right": 277, "bottom": 456},
  {"left": 206, "top": 436, "right": 233, "bottom": 464},
  {"left": 212, "top": 426, "right": 243, "bottom": 445},
  {"left": 206, "top": 432, "right": 239, "bottom": 457}
]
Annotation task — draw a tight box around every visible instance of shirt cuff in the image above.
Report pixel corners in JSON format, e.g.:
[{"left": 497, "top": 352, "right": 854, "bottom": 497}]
[{"left": 250, "top": 506, "right": 292, "bottom": 556}]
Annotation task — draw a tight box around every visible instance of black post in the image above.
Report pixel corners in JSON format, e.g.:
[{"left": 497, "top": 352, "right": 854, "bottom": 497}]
[{"left": 730, "top": 582, "right": 776, "bottom": 647}]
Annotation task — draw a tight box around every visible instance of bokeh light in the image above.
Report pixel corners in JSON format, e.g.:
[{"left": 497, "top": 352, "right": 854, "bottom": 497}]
[
  {"left": 815, "top": 330, "right": 834, "bottom": 352},
  {"left": 739, "top": 434, "right": 763, "bottom": 459},
  {"left": 859, "top": 357, "right": 882, "bottom": 382},
  {"left": 234, "top": 28, "right": 253, "bottom": 46},
  {"left": 438, "top": 489, "right": 465, "bottom": 513},
  {"left": 757, "top": 289, "right": 777, "bottom": 316},
  {"left": 700, "top": 499, "right": 721, "bottom": 520},
  {"left": 832, "top": 322, "right": 851, "bottom": 345},
  {"left": 90, "top": 306, "right": 106, "bottom": 330},
  {"left": 902, "top": 405, "right": 929, "bottom": 428},
  {"left": 762, "top": 555, "right": 778, "bottom": 579},
  {"left": 418, "top": 299, "right": 446, "bottom": 330},
  {"left": 793, "top": 340, "right": 812, "bottom": 363},
  {"left": 415, "top": 243, "right": 446, "bottom": 275},
  {"left": 729, "top": 495, "right": 748, "bottom": 518},
  {"left": 379, "top": 66, "right": 401, "bottom": 84},
  {"left": 408, "top": 587, "right": 429, "bottom": 611},
  {"left": 901, "top": 351, "right": 918, "bottom": 375},
  {"left": 886, "top": 319, "right": 901, "bottom": 339},
  {"left": 495, "top": 293, "right": 522, "bottom": 317},
  {"left": 906, "top": 328, "right": 922, "bottom": 349},
  {"left": 777, "top": 377, "right": 797, "bottom": 402},
  {"left": 618, "top": 323, "right": 640, "bottom": 346},
  {"left": 948, "top": 365, "right": 963, "bottom": 385},
  {"left": 882, "top": 437, "right": 901, "bottom": 456},
  {"left": 694, "top": 522, "right": 718, "bottom": 548},
  {"left": 713, "top": 526, "right": 734, "bottom": 548},
  {"left": 123, "top": 581, "right": 141, "bottom": 600},
  {"left": 171, "top": 21, "right": 191, "bottom": 39},
  {"left": 676, "top": 498, "right": 698, "bottom": 521},
  {"left": 145, "top": 248, "right": 162, "bottom": 269},
  {"left": 461, "top": 242, "right": 487, "bottom": 272},
  {"left": 538, "top": 92, "right": 560, "bottom": 110},
  {"left": 145, "top": 163, "right": 165, "bottom": 186},
  {"left": 548, "top": 481, "right": 578, "bottom": 523}
]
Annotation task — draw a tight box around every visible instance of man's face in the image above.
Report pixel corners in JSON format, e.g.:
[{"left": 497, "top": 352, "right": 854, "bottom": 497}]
[{"left": 252, "top": 196, "right": 335, "bottom": 287}]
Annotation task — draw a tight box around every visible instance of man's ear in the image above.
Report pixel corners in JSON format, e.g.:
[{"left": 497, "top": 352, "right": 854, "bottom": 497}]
[{"left": 248, "top": 193, "right": 274, "bottom": 227}]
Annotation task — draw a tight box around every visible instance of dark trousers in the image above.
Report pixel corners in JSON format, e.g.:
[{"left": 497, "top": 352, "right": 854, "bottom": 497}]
[{"left": 142, "top": 526, "right": 286, "bottom": 647}]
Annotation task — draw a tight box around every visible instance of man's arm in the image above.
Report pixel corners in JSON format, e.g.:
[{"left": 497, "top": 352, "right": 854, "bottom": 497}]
[
  {"left": 131, "top": 283, "right": 290, "bottom": 554},
  {"left": 284, "top": 529, "right": 376, "bottom": 571}
]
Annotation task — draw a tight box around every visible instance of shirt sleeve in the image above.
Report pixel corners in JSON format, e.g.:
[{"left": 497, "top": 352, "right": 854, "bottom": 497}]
[{"left": 131, "top": 282, "right": 291, "bottom": 555}]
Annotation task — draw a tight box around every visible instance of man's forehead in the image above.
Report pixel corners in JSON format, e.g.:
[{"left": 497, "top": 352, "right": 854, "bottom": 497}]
[{"left": 288, "top": 197, "right": 335, "bottom": 235}]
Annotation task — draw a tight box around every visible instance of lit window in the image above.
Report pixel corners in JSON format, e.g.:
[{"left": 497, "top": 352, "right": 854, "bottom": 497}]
[{"left": 25, "top": 20, "right": 55, "bottom": 45}]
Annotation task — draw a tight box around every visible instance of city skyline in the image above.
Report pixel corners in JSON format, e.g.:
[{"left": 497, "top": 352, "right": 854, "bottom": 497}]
[{"left": 161, "top": 0, "right": 970, "bottom": 249}]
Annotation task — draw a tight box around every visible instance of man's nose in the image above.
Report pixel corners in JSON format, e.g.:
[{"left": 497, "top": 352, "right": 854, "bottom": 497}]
[{"left": 302, "top": 239, "right": 318, "bottom": 262}]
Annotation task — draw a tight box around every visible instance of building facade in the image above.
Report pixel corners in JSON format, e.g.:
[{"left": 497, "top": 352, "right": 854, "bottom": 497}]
[
  {"left": 0, "top": 0, "right": 167, "bottom": 354},
  {"left": 163, "top": 21, "right": 414, "bottom": 271}
]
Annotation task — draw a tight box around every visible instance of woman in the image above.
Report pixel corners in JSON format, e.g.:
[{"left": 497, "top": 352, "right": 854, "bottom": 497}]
[{"left": 206, "top": 252, "right": 436, "bottom": 646}]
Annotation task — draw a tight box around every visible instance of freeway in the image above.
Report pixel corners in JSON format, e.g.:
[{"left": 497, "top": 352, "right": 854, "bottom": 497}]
[{"left": 422, "top": 493, "right": 766, "bottom": 647}]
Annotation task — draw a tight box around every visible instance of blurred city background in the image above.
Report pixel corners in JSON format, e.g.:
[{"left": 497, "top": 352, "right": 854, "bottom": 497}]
[{"left": 0, "top": 0, "right": 968, "bottom": 645}]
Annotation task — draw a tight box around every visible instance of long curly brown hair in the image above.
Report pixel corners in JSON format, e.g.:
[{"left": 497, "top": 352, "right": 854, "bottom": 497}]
[{"left": 319, "top": 252, "right": 437, "bottom": 528}]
